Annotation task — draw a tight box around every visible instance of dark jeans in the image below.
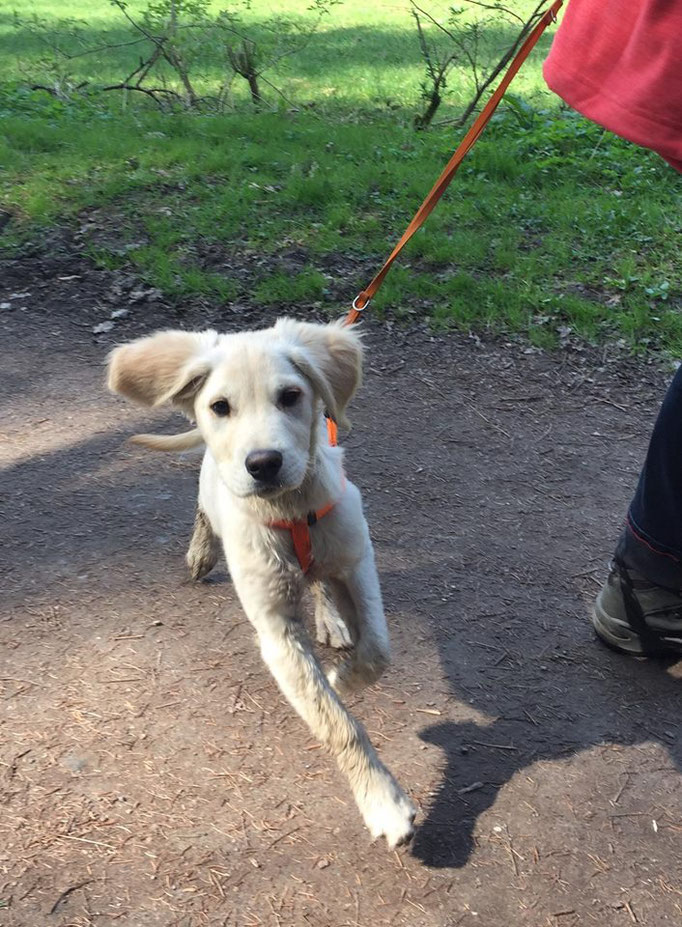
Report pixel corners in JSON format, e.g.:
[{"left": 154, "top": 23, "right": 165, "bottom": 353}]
[{"left": 618, "top": 365, "right": 682, "bottom": 590}]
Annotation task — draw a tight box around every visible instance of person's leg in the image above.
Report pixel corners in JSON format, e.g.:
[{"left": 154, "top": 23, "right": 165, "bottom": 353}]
[
  {"left": 620, "top": 365, "right": 682, "bottom": 587},
  {"left": 593, "top": 367, "right": 682, "bottom": 655}
]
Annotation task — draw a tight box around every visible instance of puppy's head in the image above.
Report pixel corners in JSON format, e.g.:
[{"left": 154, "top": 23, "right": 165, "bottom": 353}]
[{"left": 107, "top": 319, "right": 362, "bottom": 499}]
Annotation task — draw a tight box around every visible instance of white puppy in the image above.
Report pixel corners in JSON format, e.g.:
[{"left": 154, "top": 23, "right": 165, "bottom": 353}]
[{"left": 107, "top": 319, "right": 416, "bottom": 848}]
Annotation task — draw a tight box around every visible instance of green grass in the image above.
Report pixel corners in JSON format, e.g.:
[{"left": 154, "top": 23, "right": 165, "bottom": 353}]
[{"left": 1, "top": 1, "right": 681, "bottom": 352}]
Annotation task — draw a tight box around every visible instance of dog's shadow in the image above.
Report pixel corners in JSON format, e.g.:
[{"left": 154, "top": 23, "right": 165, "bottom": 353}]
[{"left": 409, "top": 642, "right": 681, "bottom": 868}]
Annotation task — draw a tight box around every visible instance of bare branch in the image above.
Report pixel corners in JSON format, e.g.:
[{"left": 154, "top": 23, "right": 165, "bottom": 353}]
[
  {"left": 411, "top": 10, "right": 438, "bottom": 85},
  {"left": 411, "top": 3, "right": 459, "bottom": 43},
  {"left": 258, "top": 74, "right": 313, "bottom": 116},
  {"left": 109, "top": 1, "right": 157, "bottom": 41},
  {"left": 49, "top": 37, "right": 149, "bottom": 60},
  {"left": 98, "top": 82, "right": 181, "bottom": 109},
  {"left": 413, "top": 0, "right": 554, "bottom": 130},
  {"left": 463, "top": 1, "right": 526, "bottom": 26},
  {"left": 30, "top": 81, "right": 89, "bottom": 96}
]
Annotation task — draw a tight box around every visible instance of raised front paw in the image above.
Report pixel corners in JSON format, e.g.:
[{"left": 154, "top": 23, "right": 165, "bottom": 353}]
[
  {"left": 327, "top": 644, "right": 389, "bottom": 695},
  {"left": 358, "top": 770, "right": 417, "bottom": 849}
]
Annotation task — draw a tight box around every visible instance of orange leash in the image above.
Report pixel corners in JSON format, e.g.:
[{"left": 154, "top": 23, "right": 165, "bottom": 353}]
[
  {"left": 325, "top": 413, "right": 339, "bottom": 448},
  {"left": 344, "top": 0, "right": 563, "bottom": 326},
  {"left": 270, "top": 0, "right": 564, "bottom": 573}
]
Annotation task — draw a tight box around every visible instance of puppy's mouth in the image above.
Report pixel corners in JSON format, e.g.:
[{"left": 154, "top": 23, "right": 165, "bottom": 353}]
[
  {"left": 232, "top": 478, "right": 296, "bottom": 500},
  {"left": 217, "top": 462, "right": 306, "bottom": 500},
  {"left": 247, "top": 474, "right": 308, "bottom": 500},
  {"left": 250, "top": 482, "right": 285, "bottom": 498}
]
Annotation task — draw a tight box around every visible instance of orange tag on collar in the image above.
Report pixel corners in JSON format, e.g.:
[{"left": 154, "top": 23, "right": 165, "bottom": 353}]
[{"left": 326, "top": 417, "right": 338, "bottom": 447}]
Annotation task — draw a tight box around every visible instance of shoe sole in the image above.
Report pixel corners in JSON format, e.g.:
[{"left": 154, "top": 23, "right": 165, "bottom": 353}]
[
  {"left": 592, "top": 600, "right": 682, "bottom": 657},
  {"left": 591, "top": 601, "right": 646, "bottom": 656}
]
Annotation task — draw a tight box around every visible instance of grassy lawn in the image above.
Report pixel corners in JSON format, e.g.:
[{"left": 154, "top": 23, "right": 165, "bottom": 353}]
[{"left": 1, "top": 1, "right": 680, "bottom": 351}]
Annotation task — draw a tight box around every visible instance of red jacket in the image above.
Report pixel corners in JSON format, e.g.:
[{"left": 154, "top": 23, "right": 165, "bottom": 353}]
[{"left": 543, "top": 0, "right": 682, "bottom": 172}]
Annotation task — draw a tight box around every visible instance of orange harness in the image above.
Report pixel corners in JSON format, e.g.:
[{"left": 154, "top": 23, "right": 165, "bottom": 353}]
[{"left": 267, "top": 417, "right": 343, "bottom": 573}]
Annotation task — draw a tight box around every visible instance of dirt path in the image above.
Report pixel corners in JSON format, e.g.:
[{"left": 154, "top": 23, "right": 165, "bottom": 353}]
[{"left": 1, "top": 257, "right": 680, "bottom": 927}]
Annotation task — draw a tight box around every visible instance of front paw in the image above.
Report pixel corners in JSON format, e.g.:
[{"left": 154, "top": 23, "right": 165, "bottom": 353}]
[
  {"left": 358, "top": 770, "right": 416, "bottom": 849},
  {"left": 327, "top": 648, "right": 389, "bottom": 695}
]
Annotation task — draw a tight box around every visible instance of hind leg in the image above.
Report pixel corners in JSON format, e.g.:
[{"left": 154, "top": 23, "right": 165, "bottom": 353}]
[
  {"left": 186, "top": 507, "right": 221, "bottom": 580},
  {"left": 313, "top": 581, "right": 353, "bottom": 649}
]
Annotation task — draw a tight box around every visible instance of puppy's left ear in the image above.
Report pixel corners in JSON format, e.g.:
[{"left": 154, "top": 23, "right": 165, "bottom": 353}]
[{"left": 276, "top": 319, "right": 363, "bottom": 430}]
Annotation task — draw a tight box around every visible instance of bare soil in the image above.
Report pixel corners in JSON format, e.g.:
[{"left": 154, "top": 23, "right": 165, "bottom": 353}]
[{"left": 1, "top": 252, "right": 680, "bottom": 927}]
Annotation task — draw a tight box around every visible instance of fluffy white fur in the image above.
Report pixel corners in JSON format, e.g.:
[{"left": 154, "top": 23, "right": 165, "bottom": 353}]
[{"left": 107, "top": 319, "right": 416, "bottom": 847}]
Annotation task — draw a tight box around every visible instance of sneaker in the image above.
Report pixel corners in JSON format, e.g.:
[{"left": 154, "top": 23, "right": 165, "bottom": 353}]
[{"left": 592, "top": 557, "right": 682, "bottom": 656}]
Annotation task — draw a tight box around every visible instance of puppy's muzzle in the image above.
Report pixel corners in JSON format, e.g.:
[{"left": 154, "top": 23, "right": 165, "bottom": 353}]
[{"left": 245, "top": 449, "right": 283, "bottom": 484}]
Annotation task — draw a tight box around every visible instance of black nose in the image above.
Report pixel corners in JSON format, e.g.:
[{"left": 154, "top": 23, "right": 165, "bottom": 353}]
[{"left": 245, "top": 449, "right": 283, "bottom": 482}]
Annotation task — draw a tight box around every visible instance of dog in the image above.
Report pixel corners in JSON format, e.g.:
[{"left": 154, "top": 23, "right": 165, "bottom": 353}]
[{"left": 107, "top": 318, "right": 416, "bottom": 847}]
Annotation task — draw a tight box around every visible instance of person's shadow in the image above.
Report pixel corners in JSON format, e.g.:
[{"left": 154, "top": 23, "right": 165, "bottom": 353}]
[{"left": 409, "top": 622, "right": 681, "bottom": 868}]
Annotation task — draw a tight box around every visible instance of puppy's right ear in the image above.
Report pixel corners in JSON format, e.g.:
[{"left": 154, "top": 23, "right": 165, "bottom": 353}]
[{"left": 107, "top": 329, "right": 219, "bottom": 417}]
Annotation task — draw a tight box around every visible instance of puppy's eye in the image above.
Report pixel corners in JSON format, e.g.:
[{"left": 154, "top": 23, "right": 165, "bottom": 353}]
[
  {"left": 279, "top": 388, "right": 301, "bottom": 409},
  {"left": 210, "top": 399, "right": 231, "bottom": 417}
]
